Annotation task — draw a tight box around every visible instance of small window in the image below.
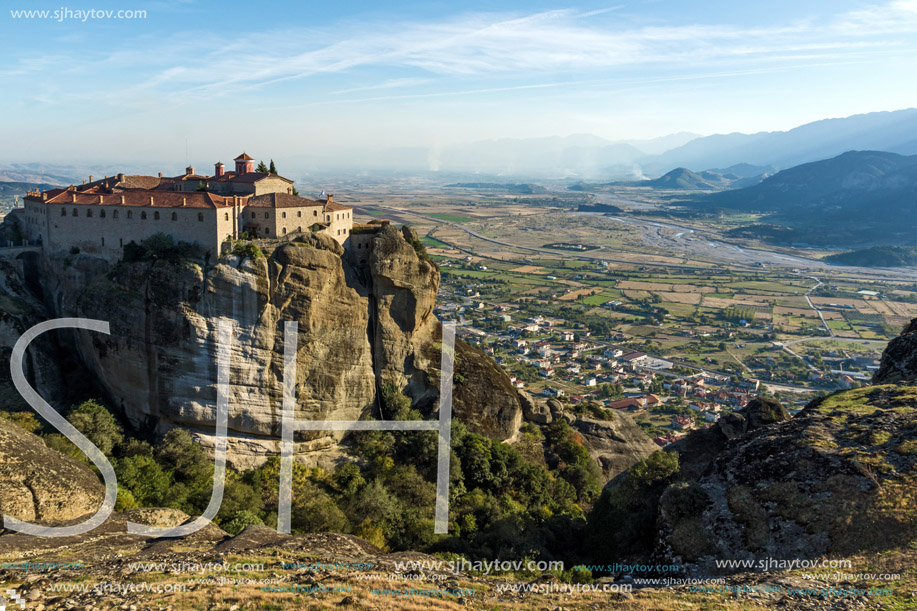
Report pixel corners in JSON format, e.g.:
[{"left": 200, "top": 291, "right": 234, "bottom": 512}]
[
  {"left": 127, "top": 211, "right": 133, "bottom": 219},
  {"left": 297, "top": 226, "right": 302, "bottom": 232},
  {"left": 154, "top": 211, "right": 160, "bottom": 220},
  {"left": 297, "top": 211, "right": 302, "bottom": 217},
  {"left": 87, "top": 209, "right": 92, "bottom": 217},
  {"left": 72, "top": 208, "right": 78, "bottom": 216},
  {"left": 224, "top": 213, "right": 229, "bottom": 221},
  {"left": 313, "top": 210, "right": 317, "bottom": 216},
  {"left": 264, "top": 212, "right": 269, "bottom": 219},
  {"left": 198, "top": 213, "right": 204, "bottom": 222},
  {"left": 265, "top": 227, "right": 270, "bottom": 235},
  {"left": 141, "top": 211, "right": 147, "bottom": 219},
  {"left": 101, "top": 237, "right": 104, "bottom": 246},
  {"left": 252, "top": 212, "right": 256, "bottom": 219},
  {"left": 172, "top": 212, "right": 177, "bottom": 221},
  {"left": 119, "top": 238, "right": 123, "bottom": 247},
  {"left": 61, "top": 208, "right": 66, "bottom": 216},
  {"left": 113, "top": 210, "right": 119, "bottom": 219},
  {"left": 100, "top": 210, "right": 106, "bottom": 218},
  {"left": 282, "top": 227, "right": 287, "bottom": 234},
  {"left": 282, "top": 212, "right": 287, "bottom": 219}
]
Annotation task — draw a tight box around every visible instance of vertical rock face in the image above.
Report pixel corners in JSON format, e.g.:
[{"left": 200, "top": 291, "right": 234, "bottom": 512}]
[
  {"left": 873, "top": 318, "right": 917, "bottom": 384},
  {"left": 25, "top": 227, "right": 521, "bottom": 469}
]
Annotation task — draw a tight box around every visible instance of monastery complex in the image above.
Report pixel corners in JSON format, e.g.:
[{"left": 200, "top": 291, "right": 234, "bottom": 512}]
[{"left": 15, "top": 153, "right": 367, "bottom": 260}]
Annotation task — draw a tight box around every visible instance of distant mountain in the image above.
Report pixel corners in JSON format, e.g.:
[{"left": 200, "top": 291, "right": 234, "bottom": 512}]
[
  {"left": 641, "top": 108, "right": 917, "bottom": 173},
  {"left": 689, "top": 150, "right": 917, "bottom": 246},
  {"left": 824, "top": 246, "right": 917, "bottom": 268},
  {"left": 0, "top": 181, "right": 60, "bottom": 205},
  {"left": 598, "top": 166, "right": 768, "bottom": 191},
  {"left": 613, "top": 167, "right": 718, "bottom": 190}
]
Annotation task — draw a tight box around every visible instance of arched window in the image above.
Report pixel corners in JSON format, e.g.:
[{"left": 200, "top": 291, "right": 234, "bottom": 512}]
[
  {"left": 72, "top": 208, "right": 78, "bottom": 216},
  {"left": 113, "top": 210, "right": 119, "bottom": 219},
  {"left": 141, "top": 211, "right": 147, "bottom": 219},
  {"left": 154, "top": 211, "right": 160, "bottom": 220},
  {"left": 282, "top": 212, "right": 287, "bottom": 219},
  {"left": 282, "top": 227, "right": 287, "bottom": 234},
  {"left": 61, "top": 208, "right": 66, "bottom": 216},
  {"left": 252, "top": 212, "right": 256, "bottom": 219},
  {"left": 198, "top": 213, "right": 204, "bottom": 222},
  {"left": 265, "top": 227, "right": 270, "bottom": 235},
  {"left": 297, "top": 226, "right": 302, "bottom": 232},
  {"left": 172, "top": 212, "right": 177, "bottom": 221},
  {"left": 264, "top": 212, "right": 269, "bottom": 219},
  {"left": 297, "top": 211, "right": 302, "bottom": 217},
  {"left": 100, "top": 210, "right": 106, "bottom": 218},
  {"left": 224, "top": 213, "right": 229, "bottom": 221},
  {"left": 127, "top": 211, "right": 133, "bottom": 219},
  {"left": 87, "top": 209, "right": 93, "bottom": 217}
]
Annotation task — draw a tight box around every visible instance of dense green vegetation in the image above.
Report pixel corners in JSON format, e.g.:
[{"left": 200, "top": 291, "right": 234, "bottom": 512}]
[{"left": 2, "top": 388, "right": 604, "bottom": 565}]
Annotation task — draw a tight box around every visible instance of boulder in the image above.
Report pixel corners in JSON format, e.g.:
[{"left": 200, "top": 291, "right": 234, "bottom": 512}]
[
  {"left": 519, "top": 390, "right": 552, "bottom": 424},
  {"left": 573, "top": 414, "right": 660, "bottom": 483},
  {"left": 0, "top": 417, "right": 105, "bottom": 522}
]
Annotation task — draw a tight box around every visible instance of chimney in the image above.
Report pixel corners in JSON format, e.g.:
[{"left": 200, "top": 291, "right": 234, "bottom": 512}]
[
  {"left": 182, "top": 197, "right": 187, "bottom": 207},
  {"left": 121, "top": 195, "right": 125, "bottom": 204},
  {"left": 215, "top": 162, "right": 225, "bottom": 177},
  {"left": 117, "top": 173, "right": 125, "bottom": 182},
  {"left": 158, "top": 172, "right": 162, "bottom": 178},
  {"left": 150, "top": 196, "right": 154, "bottom": 205},
  {"left": 99, "top": 195, "right": 104, "bottom": 204},
  {"left": 327, "top": 194, "right": 334, "bottom": 203},
  {"left": 185, "top": 166, "right": 194, "bottom": 176},
  {"left": 41, "top": 192, "right": 47, "bottom": 201},
  {"left": 89, "top": 175, "right": 93, "bottom": 182},
  {"left": 72, "top": 193, "right": 76, "bottom": 202}
]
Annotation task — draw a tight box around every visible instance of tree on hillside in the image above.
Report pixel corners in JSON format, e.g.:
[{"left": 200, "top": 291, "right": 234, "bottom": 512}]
[
  {"left": 256, "top": 160, "right": 269, "bottom": 173},
  {"left": 269, "top": 159, "right": 277, "bottom": 174}
]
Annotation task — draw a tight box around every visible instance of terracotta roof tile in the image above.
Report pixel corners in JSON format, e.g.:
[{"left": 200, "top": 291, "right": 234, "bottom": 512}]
[
  {"left": 234, "top": 153, "right": 254, "bottom": 160},
  {"left": 26, "top": 188, "right": 245, "bottom": 209},
  {"left": 247, "top": 193, "right": 324, "bottom": 209}
]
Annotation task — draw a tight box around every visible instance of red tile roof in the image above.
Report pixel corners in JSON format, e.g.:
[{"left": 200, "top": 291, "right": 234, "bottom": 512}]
[
  {"left": 25, "top": 188, "right": 245, "bottom": 209},
  {"left": 234, "top": 153, "right": 254, "bottom": 160}
]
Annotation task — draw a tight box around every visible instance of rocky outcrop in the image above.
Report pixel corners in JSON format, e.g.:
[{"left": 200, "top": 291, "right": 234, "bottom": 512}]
[
  {"left": 573, "top": 414, "right": 660, "bottom": 482},
  {"left": 24, "top": 226, "right": 521, "bottom": 469},
  {"left": 0, "top": 417, "right": 104, "bottom": 522},
  {"left": 519, "top": 390, "right": 551, "bottom": 424},
  {"left": 873, "top": 317, "right": 917, "bottom": 384},
  {"left": 655, "top": 387, "right": 917, "bottom": 573}
]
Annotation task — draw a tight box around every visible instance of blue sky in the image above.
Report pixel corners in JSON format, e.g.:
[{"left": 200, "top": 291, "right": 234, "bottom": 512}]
[{"left": 2, "top": 0, "right": 916, "bottom": 168}]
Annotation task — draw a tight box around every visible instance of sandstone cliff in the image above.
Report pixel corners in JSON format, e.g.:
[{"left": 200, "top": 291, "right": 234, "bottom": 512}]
[
  {"left": 873, "top": 317, "right": 917, "bottom": 384},
  {"left": 14, "top": 226, "right": 521, "bottom": 468},
  {"left": 654, "top": 390, "right": 917, "bottom": 574}
]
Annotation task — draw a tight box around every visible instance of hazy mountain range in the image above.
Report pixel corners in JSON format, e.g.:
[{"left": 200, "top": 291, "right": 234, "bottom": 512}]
[
  {"left": 4, "top": 108, "right": 917, "bottom": 182},
  {"left": 690, "top": 150, "right": 917, "bottom": 247},
  {"left": 298, "top": 108, "right": 917, "bottom": 178}
]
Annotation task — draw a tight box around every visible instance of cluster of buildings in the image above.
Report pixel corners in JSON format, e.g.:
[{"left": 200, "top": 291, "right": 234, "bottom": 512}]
[
  {"left": 438, "top": 284, "right": 780, "bottom": 445},
  {"left": 13, "top": 153, "right": 374, "bottom": 261}
]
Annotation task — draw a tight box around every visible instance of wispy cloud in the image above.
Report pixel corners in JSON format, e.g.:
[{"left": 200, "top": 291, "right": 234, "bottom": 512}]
[{"left": 8, "top": 1, "right": 917, "bottom": 110}]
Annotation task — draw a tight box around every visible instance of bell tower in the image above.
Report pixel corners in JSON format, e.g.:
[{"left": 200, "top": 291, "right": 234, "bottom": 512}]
[{"left": 234, "top": 153, "right": 254, "bottom": 175}]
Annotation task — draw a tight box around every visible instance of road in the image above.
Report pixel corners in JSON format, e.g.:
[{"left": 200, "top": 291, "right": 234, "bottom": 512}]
[{"left": 802, "top": 276, "right": 833, "bottom": 337}]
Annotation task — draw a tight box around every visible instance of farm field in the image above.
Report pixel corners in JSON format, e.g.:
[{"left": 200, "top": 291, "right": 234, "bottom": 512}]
[{"left": 344, "top": 181, "right": 917, "bottom": 394}]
